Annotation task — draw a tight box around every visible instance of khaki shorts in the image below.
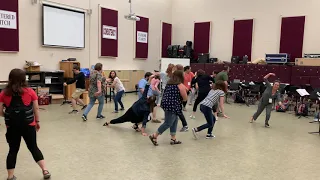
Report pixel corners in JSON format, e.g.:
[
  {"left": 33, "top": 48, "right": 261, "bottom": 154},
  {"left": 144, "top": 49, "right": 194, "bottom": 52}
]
[{"left": 72, "top": 88, "right": 86, "bottom": 99}]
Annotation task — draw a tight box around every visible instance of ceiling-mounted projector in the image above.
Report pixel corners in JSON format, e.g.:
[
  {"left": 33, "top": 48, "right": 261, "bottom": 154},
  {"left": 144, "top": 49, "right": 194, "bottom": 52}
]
[
  {"left": 124, "top": 14, "right": 140, "bottom": 21},
  {"left": 125, "top": 0, "right": 140, "bottom": 21}
]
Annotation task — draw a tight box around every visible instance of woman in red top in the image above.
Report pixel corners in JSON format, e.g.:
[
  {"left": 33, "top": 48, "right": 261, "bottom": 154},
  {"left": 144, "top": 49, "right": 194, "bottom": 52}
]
[
  {"left": 182, "top": 66, "right": 195, "bottom": 110},
  {"left": 0, "top": 69, "right": 51, "bottom": 180}
]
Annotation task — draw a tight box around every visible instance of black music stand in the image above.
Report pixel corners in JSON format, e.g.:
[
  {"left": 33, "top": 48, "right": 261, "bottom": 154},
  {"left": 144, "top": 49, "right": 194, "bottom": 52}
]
[
  {"left": 61, "top": 85, "right": 71, "bottom": 106},
  {"left": 296, "top": 89, "right": 310, "bottom": 119}
]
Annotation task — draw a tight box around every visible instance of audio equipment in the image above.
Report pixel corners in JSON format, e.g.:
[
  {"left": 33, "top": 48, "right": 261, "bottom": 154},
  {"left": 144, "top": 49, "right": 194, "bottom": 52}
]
[
  {"left": 167, "top": 45, "right": 173, "bottom": 58},
  {"left": 231, "top": 56, "right": 240, "bottom": 64},
  {"left": 198, "top": 53, "right": 209, "bottom": 63}
]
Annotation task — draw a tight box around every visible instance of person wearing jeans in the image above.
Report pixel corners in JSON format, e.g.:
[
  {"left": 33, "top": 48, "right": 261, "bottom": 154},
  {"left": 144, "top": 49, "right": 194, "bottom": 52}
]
[
  {"left": 192, "top": 81, "right": 229, "bottom": 139},
  {"left": 82, "top": 63, "right": 106, "bottom": 121},
  {"left": 108, "top": 71, "right": 125, "bottom": 113},
  {"left": 149, "top": 70, "right": 188, "bottom": 146},
  {"left": 83, "top": 95, "right": 105, "bottom": 120}
]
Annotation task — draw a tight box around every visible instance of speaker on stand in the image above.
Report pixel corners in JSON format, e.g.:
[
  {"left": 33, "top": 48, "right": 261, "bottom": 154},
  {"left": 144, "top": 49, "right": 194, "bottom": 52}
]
[
  {"left": 172, "top": 45, "right": 179, "bottom": 58},
  {"left": 167, "top": 45, "right": 173, "bottom": 58}
]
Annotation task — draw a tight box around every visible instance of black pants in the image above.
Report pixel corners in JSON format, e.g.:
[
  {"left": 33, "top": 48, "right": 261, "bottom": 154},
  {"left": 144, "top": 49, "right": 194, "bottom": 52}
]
[
  {"left": 182, "top": 91, "right": 190, "bottom": 108},
  {"left": 193, "top": 91, "right": 209, "bottom": 112},
  {"left": 6, "top": 125, "right": 44, "bottom": 169},
  {"left": 110, "top": 107, "right": 141, "bottom": 126},
  {"left": 197, "top": 105, "right": 216, "bottom": 134},
  {"left": 178, "top": 113, "right": 188, "bottom": 127}
]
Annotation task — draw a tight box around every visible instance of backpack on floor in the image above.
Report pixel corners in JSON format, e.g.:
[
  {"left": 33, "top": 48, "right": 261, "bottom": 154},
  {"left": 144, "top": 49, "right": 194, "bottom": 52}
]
[
  {"left": 276, "top": 105, "right": 286, "bottom": 112},
  {"left": 295, "top": 103, "right": 308, "bottom": 116},
  {"left": 234, "top": 92, "right": 245, "bottom": 104}
]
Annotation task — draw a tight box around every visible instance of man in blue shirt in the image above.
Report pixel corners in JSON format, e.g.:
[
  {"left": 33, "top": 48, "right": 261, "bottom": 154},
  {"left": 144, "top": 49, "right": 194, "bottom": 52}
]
[{"left": 138, "top": 72, "right": 153, "bottom": 99}]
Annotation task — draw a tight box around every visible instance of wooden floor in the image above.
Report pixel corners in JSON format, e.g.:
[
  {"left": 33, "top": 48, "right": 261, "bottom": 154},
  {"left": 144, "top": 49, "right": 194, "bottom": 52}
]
[{"left": 0, "top": 94, "right": 319, "bottom": 180}]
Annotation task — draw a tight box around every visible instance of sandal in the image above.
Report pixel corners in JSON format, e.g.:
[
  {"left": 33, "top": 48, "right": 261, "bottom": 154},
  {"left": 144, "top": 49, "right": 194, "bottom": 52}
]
[
  {"left": 103, "top": 122, "right": 109, "bottom": 126},
  {"left": 149, "top": 135, "right": 158, "bottom": 146},
  {"left": 43, "top": 170, "right": 51, "bottom": 179},
  {"left": 170, "top": 139, "right": 182, "bottom": 145}
]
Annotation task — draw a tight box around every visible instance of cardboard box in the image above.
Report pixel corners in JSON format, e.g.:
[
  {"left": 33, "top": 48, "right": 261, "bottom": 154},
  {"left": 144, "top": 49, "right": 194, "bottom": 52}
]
[
  {"left": 25, "top": 66, "right": 40, "bottom": 72},
  {"left": 295, "top": 58, "right": 320, "bottom": 66}
]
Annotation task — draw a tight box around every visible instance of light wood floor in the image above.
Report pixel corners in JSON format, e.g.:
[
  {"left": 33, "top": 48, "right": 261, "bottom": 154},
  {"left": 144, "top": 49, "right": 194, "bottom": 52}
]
[{"left": 0, "top": 94, "right": 319, "bottom": 180}]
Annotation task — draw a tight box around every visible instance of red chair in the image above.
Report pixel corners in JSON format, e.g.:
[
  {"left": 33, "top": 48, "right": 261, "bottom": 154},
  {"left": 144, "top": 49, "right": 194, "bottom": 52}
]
[
  {"left": 291, "top": 76, "right": 310, "bottom": 86},
  {"left": 303, "top": 66, "right": 319, "bottom": 76},
  {"left": 191, "top": 63, "right": 205, "bottom": 73},
  {"left": 310, "top": 77, "right": 320, "bottom": 88},
  {"left": 291, "top": 66, "right": 305, "bottom": 77},
  {"left": 277, "top": 66, "right": 292, "bottom": 84}
]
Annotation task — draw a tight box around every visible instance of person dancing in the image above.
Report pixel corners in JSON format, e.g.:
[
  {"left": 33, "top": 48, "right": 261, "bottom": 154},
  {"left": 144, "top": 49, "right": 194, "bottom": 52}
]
[
  {"left": 192, "top": 80, "right": 229, "bottom": 139},
  {"left": 190, "top": 69, "right": 214, "bottom": 119},
  {"left": 103, "top": 76, "right": 156, "bottom": 136},
  {"left": 182, "top": 66, "right": 195, "bottom": 111},
  {"left": 148, "top": 74, "right": 162, "bottom": 123},
  {"left": 82, "top": 63, "right": 106, "bottom": 121},
  {"left": 250, "top": 73, "right": 285, "bottom": 127},
  {"left": 63, "top": 65, "right": 87, "bottom": 114},
  {"left": 149, "top": 70, "right": 188, "bottom": 146},
  {"left": 108, "top": 71, "right": 125, "bottom": 113},
  {"left": 0, "top": 69, "right": 51, "bottom": 180}
]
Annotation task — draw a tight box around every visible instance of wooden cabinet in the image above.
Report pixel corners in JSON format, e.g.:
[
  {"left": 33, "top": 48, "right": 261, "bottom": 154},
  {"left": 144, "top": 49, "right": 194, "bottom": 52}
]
[
  {"left": 66, "top": 83, "right": 76, "bottom": 100},
  {"left": 103, "top": 70, "right": 145, "bottom": 92},
  {"left": 60, "top": 61, "right": 80, "bottom": 78}
]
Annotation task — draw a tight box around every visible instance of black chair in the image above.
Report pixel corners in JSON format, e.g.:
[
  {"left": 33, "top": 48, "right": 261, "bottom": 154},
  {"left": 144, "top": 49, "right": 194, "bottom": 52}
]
[
  {"left": 245, "top": 84, "right": 260, "bottom": 105},
  {"left": 226, "top": 82, "right": 240, "bottom": 103}
]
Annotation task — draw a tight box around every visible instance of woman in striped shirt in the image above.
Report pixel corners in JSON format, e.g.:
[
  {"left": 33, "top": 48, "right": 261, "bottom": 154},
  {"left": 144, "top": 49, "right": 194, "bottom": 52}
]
[{"left": 192, "top": 80, "right": 229, "bottom": 139}]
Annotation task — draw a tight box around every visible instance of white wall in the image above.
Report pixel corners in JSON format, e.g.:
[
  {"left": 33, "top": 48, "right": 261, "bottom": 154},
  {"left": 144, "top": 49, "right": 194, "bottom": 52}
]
[
  {"left": 172, "top": 0, "right": 320, "bottom": 62},
  {"left": 0, "top": 0, "right": 172, "bottom": 80}
]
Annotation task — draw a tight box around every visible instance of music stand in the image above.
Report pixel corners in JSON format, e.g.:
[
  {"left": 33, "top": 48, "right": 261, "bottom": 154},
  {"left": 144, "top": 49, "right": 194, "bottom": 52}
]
[
  {"left": 296, "top": 89, "right": 310, "bottom": 119},
  {"left": 61, "top": 85, "right": 71, "bottom": 106}
]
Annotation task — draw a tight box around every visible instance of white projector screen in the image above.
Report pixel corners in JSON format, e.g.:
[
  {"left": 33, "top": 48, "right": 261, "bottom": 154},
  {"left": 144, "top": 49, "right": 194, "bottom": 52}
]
[{"left": 42, "top": 4, "right": 85, "bottom": 48}]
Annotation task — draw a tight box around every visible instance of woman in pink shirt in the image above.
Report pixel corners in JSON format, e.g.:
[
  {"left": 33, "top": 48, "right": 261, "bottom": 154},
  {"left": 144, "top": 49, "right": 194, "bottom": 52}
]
[
  {"left": 182, "top": 66, "right": 195, "bottom": 110},
  {"left": 148, "top": 75, "right": 161, "bottom": 123}
]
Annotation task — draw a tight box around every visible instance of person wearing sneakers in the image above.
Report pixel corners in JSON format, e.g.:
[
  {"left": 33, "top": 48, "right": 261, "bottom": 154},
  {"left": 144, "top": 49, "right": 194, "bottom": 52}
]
[
  {"left": 149, "top": 70, "right": 188, "bottom": 146},
  {"left": 250, "top": 73, "right": 284, "bottom": 127},
  {"left": 82, "top": 63, "right": 106, "bottom": 121},
  {"left": 182, "top": 66, "right": 195, "bottom": 111},
  {"left": 103, "top": 75, "right": 157, "bottom": 136},
  {"left": 0, "top": 69, "right": 51, "bottom": 180},
  {"left": 192, "top": 80, "right": 229, "bottom": 139},
  {"left": 107, "top": 71, "right": 125, "bottom": 113},
  {"left": 63, "top": 65, "right": 87, "bottom": 114},
  {"left": 190, "top": 69, "right": 214, "bottom": 119}
]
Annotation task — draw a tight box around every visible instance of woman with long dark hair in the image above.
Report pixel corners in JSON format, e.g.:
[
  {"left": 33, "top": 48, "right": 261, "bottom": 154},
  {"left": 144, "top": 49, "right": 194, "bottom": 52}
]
[
  {"left": 190, "top": 69, "right": 214, "bottom": 119},
  {"left": 0, "top": 69, "right": 51, "bottom": 180},
  {"left": 192, "top": 80, "right": 229, "bottom": 139},
  {"left": 107, "top": 70, "right": 125, "bottom": 113},
  {"left": 149, "top": 70, "right": 188, "bottom": 146}
]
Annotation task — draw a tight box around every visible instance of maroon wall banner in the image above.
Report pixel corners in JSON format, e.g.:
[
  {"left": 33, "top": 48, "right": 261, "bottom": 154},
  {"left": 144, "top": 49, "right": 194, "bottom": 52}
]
[
  {"left": 280, "top": 16, "right": 305, "bottom": 62},
  {"left": 0, "top": 0, "right": 19, "bottom": 52},
  {"left": 232, "top": 19, "right": 254, "bottom": 61},
  {"left": 161, "top": 22, "right": 172, "bottom": 58},
  {"left": 135, "top": 16, "right": 149, "bottom": 59},
  {"left": 193, "top": 22, "right": 211, "bottom": 59},
  {"left": 100, "top": 7, "right": 118, "bottom": 57}
]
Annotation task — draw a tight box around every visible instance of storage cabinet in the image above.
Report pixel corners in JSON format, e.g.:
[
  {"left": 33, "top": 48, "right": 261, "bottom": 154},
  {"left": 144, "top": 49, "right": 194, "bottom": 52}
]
[{"left": 60, "top": 61, "right": 80, "bottom": 78}]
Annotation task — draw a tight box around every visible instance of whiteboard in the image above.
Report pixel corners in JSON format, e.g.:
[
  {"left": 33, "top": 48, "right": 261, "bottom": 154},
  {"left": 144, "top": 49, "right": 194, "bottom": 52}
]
[
  {"left": 160, "top": 58, "right": 190, "bottom": 73},
  {"left": 43, "top": 4, "right": 85, "bottom": 48}
]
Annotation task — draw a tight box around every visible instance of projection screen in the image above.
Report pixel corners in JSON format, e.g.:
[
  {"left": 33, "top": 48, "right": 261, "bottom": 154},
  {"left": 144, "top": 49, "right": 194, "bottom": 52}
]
[{"left": 42, "top": 4, "right": 85, "bottom": 48}]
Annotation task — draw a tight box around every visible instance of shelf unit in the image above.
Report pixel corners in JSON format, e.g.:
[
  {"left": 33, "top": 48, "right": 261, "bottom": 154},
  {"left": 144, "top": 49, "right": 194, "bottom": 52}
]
[{"left": 26, "top": 71, "right": 64, "bottom": 95}]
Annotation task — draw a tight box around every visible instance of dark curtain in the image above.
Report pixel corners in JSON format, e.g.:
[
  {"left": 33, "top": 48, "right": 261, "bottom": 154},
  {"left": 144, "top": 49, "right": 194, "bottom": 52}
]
[
  {"left": 279, "top": 16, "right": 305, "bottom": 62},
  {"left": 135, "top": 16, "right": 149, "bottom": 59},
  {"left": 193, "top": 22, "right": 211, "bottom": 60},
  {"left": 232, "top": 19, "right": 254, "bottom": 61},
  {"left": 101, "top": 7, "right": 118, "bottom": 57},
  {"left": 0, "top": 0, "right": 19, "bottom": 52},
  {"left": 161, "top": 23, "right": 172, "bottom": 58}
]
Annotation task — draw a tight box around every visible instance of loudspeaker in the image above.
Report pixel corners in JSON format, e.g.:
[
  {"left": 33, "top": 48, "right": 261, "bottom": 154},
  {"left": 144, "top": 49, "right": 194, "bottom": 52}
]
[
  {"left": 242, "top": 55, "right": 248, "bottom": 64},
  {"left": 198, "top": 53, "right": 209, "bottom": 63},
  {"left": 167, "top": 45, "right": 173, "bottom": 57},
  {"left": 178, "top": 46, "right": 185, "bottom": 58},
  {"left": 172, "top": 45, "right": 179, "bottom": 58},
  {"left": 231, "top": 56, "right": 240, "bottom": 64},
  {"left": 209, "top": 58, "right": 218, "bottom": 63},
  {"left": 186, "top": 41, "right": 192, "bottom": 47}
]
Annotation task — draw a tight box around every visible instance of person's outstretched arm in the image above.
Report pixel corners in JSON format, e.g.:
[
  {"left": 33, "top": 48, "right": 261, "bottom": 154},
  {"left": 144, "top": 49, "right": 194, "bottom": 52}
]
[{"left": 263, "top": 73, "right": 275, "bottom": 87}]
